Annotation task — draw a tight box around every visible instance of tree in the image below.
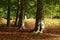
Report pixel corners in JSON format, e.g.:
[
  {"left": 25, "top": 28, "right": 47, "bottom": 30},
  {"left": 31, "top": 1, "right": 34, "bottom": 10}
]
[
  {"left": 18, "top": 0, "right": 25, "bottom": 28},
  {"left": 14, "top": 7, "right": 19, "bottom": 26},
  {"left": 7, "top": 0, "right": 11, "bottom": 27},
  {"left": 32, "top": 0, "right": 45, "bottom": 33},
  {"left": 14, "top": 0, "right": 19, "bottom": 26}
]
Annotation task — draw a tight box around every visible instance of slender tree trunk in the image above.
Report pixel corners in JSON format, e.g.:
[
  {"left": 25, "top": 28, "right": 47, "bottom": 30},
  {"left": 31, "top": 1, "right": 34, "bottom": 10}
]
[
  {"left": 7, "top": 0, "right": 10, "bottom": 27},
  {"left": 15, "top": 0, "right": 19, "bottom": 26},
  {"left": 34, "top": 0, "right": 44, "bottom": 32},
  {"left": 18, "top": 0, "right": 24, "bottom": 27},
  {"left": 14, "top": 8, "right": 19, "bottom": 26}
]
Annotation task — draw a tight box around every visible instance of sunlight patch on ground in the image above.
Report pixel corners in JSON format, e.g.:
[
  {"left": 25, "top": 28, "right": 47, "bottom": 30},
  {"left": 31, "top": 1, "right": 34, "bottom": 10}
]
[
  {"left": 44, "top": 18, "right": 60, "bottom": 26},
  {"left": 0, "top": 18, "right": 60, "bottom": 27}
]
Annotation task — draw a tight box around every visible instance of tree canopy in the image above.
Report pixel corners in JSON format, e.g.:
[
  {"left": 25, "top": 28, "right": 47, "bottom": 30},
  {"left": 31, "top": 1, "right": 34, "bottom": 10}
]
[{"left": 0, "top": 0, "right": 60, "bottom": 19}]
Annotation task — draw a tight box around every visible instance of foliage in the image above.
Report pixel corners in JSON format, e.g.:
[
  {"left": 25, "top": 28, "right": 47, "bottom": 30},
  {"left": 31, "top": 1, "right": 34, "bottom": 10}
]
[
  {"left": 45, "top": 0, "right": 60, "bottom": 18},
  {"left": 0, "top": 0, "right": 60, "bottom": 19}
]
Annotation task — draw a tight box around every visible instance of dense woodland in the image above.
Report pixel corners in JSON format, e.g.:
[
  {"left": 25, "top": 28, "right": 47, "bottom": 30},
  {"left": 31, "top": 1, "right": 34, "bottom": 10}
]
[
  {"left": 0, "top": 0, "right": 60, "bottom": 40},
  {"left": 0, "top": 0, "right": 60, "bottom": 19},
  {"left": 0, "top": 0, "right": 60, "bottom": 32}
]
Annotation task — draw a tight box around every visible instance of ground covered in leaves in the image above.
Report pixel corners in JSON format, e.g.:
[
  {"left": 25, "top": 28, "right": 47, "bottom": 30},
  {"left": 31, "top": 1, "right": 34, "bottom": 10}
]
[
  {"left": 0, "top": 18, "right": 60, "bottom": 40},
  {"left": 0, "top": 31, "right": 60, "bottom": 40}
]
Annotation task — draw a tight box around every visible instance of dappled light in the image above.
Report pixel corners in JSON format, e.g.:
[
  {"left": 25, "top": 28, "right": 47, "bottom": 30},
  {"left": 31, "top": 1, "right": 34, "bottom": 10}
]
[{"left": 0, "top": 0, "right": 60, "bottom": 40}]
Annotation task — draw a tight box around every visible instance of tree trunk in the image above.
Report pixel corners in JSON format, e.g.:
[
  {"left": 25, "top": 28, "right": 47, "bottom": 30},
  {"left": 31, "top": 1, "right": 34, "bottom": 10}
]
[
  {"left": 7, "top": 0, "right": 10, "bottom": 27},
  {"left": 34, "top": 0, "right": 44, "bottom": 32},
  {"left": 14, "top": 8, "right": 19, "bottom": 26},
  {"left": 18, "top": 0, "right": 24, "bottom": 27},
  {"left": 15, "top": 0, "right": 19, "bottom": 26}
]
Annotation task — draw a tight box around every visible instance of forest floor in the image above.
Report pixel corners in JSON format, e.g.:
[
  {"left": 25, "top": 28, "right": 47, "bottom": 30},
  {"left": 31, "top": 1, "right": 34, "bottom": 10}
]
[
  {"left": 0, "top": 18, "right": 60, "bottom": 40},
  {"left": 0, "top": 32, "right": 60, "bottom": 40},
  {"left": 0, "top": 24, "right": 60, "bottom": 40}
]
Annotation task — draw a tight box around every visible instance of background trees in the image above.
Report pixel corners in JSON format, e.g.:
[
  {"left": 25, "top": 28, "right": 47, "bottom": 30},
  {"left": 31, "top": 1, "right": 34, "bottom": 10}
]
[
  {"left": 0, "top": 0, "right": 60, "bottom": 33},
  {"left": 0, "top": 0, "right": 60, "bottom": 19},
  {"left": 7, "top": 0, "right": 11, "bottom": 27}
]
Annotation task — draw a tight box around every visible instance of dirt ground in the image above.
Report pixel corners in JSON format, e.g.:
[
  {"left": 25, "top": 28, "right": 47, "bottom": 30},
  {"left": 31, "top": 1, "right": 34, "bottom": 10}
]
[
  {"left": 0, "top": 31, "right": 60, "bottom": 40},
  {"left": 0, "top": 19, "right": 60, "bottom": 40},
  {"left": 0, "top": 27, "right": 60, "bottom": 40}
]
